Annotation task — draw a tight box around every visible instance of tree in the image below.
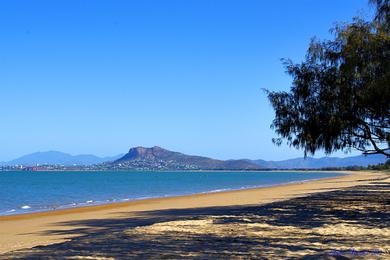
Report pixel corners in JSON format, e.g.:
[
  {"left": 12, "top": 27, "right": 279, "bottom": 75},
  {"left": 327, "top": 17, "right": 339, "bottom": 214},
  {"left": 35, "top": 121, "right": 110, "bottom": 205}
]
[{"left": 266, "top": 0, "right": 390, "bottom": 157}]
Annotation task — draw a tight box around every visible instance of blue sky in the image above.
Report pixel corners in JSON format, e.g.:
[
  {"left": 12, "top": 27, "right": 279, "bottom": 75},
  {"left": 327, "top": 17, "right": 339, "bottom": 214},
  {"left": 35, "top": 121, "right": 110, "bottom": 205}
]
[{"left": 0, "top": 0, "right": 373, "bottom": 161}]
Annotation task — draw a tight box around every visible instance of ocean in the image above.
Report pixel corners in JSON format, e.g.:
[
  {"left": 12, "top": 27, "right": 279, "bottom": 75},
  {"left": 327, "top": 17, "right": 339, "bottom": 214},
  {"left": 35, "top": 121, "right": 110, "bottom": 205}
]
[{"left": 0, "top": 171, "right": 345, "bottom": 216}]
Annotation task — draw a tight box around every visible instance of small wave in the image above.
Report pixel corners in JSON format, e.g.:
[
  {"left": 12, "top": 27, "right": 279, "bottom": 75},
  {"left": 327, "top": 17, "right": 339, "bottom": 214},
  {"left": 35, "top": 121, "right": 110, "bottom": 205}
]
[
  {"left": 86, "top": 200, "right": 93, "bottom": 203},
  {"left": 137, "top": 196, "right": 153, "bottom": 200},
  {"left": 206, "top": 188, "right": 230, "bottom": 193},
  {"left": 6, "top": 209, "right": 16, "bottom": 213},
  {"left": 21, "top": 205, "right": 31, "bottom": 209}
]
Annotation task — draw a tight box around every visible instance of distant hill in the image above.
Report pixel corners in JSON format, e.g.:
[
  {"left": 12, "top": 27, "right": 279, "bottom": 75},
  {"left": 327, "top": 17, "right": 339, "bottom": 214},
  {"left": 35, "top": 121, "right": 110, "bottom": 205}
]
[
  {"left": 248, "top": 154, "right": 387, "bottom": 169},
  {"left": 115, "top": 146, "right": 388, "bottom": 170},
  {"left": 113, "top": 146, "right": 261, "bottom": 170},
  {"left": 1, "top": 147, "right": 387, "bottom": 169},
  {"left": 2, "top": 151, "right": 124, "bottom": 166}
]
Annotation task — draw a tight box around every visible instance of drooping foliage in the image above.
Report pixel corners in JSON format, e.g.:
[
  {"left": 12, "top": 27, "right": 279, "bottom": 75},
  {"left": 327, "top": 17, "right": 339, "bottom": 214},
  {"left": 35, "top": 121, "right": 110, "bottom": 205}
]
[{"left": 267, "top": 0, "right": 390, "bottom": 157}]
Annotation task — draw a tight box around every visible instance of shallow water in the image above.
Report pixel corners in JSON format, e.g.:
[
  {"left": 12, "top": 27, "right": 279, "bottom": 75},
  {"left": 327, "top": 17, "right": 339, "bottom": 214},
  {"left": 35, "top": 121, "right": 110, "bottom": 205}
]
[{"left": 0, "top": 170, "right": 345, "bottom": 215}]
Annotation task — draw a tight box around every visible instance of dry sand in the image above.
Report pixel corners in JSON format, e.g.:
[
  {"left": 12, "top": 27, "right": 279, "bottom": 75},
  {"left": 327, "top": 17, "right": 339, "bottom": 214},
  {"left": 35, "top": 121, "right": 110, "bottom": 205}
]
[{"left": 0, "top": 170, "right": 388, "bottom": 258}]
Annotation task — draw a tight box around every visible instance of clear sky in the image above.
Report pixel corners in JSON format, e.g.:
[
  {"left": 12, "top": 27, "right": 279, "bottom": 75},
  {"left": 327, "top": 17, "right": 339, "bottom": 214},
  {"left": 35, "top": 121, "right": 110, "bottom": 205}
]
[{"left": 0, "top": 0, "right": 374, "bottom": 161}]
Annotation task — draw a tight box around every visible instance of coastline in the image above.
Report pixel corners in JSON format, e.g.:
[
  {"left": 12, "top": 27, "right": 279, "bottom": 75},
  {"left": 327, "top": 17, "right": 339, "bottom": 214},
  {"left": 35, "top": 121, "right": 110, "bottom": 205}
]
[
  {"left": 0, "top": 170, "right": 387, "bottom": 255},
  {"left": 0, "top": 170, "right": 346, "bottom": 217}
]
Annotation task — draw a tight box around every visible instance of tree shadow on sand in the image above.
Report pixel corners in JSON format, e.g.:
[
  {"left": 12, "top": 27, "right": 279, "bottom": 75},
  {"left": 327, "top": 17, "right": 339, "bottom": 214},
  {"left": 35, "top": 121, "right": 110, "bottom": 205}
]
[{"left": 2, "top": 181, "right": 389, "bottom": 259}]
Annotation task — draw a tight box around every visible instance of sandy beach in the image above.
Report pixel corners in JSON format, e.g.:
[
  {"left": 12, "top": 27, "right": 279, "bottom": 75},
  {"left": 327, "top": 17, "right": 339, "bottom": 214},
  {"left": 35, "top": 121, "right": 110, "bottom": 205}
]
[{"left": 1, "top": 170, "right": 389, "bottom": 259}]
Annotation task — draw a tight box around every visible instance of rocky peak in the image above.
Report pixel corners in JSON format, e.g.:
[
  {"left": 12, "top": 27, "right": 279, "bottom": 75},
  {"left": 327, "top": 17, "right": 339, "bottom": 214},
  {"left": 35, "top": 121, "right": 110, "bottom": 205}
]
[{"left": 118, "top": 146, "right": 173, "bottom": 161}]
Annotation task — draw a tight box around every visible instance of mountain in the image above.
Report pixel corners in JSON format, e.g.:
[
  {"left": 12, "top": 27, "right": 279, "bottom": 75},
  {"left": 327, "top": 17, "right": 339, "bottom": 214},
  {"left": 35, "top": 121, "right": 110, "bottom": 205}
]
[
  {"left": 115, "top": 146, "right": 388, "bottom": 170},
  {"left": 2, "top": 151, "right": 124, "bottom": 166},
  {"left": 248, "top": 154, "right": 387, "bottom": 169},
  {"left": 113, "top": 146, "right": 261, "bottom": 170},
  {"left": 2, "top": 147, "right": 387, "bottom": 169}
]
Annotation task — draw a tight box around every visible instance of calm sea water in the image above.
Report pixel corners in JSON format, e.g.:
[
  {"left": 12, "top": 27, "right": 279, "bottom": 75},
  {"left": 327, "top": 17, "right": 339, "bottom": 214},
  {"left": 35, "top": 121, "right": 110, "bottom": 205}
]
[{"left": 0, "top": 171, "right": 345, "bottom": 215}]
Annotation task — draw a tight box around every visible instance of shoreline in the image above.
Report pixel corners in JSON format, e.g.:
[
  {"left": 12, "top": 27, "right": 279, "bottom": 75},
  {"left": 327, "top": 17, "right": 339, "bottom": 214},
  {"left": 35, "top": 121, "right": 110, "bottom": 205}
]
[
  {"left": 0, "top": 169, "right": 352, "bottom": 172},
  {"left": 0, "top": 171, "right": 347, "bottom": 218},
  {"left": 0, "top": 170, "right": 387, "bottom": 254}
]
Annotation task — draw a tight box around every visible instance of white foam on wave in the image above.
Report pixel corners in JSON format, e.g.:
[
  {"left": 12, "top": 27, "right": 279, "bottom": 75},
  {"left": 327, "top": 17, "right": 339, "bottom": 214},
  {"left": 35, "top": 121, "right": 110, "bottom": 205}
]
[
  {"left": 204, "top": 188, "right": 230, "bottom": 193},
  {"left": 21, "top": 205, "right": 31, "bottom": 209}
]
